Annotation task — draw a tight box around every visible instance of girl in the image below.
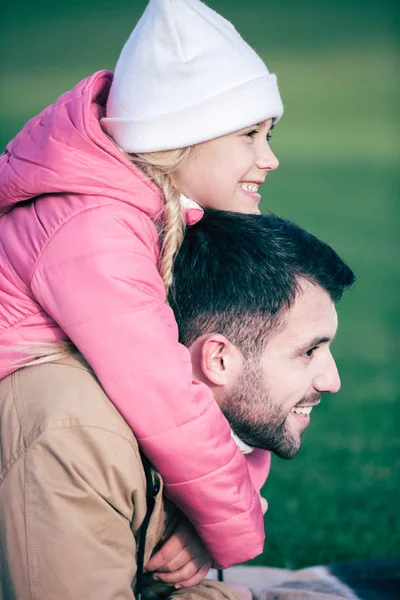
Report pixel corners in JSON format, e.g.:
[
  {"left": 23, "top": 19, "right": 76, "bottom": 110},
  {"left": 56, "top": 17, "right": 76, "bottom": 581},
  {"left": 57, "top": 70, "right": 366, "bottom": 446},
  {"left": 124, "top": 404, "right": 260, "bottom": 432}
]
[{"left": 0, "top": 0, "right": 282, "bottom": 587}]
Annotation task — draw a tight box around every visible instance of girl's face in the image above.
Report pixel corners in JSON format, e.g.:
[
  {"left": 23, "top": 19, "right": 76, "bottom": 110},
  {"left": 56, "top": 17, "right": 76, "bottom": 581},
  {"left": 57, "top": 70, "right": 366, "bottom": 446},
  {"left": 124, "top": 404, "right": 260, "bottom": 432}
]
[{"left": 171, "top": 119, "right": 279, "bottom": 214}]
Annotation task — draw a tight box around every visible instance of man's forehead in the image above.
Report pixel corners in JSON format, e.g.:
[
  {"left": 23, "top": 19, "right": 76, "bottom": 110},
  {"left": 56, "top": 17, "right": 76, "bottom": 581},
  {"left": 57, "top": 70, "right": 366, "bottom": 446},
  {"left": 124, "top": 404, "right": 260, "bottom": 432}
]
[{"left": 272, "top": 282, "right": 338, "bottom": 347}]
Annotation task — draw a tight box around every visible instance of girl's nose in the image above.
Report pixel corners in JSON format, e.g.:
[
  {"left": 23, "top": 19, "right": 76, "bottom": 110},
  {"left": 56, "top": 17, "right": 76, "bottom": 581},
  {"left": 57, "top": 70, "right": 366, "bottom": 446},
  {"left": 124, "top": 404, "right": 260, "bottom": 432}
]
[{"left": 256, "top": 143, "right": 279, "bottom": 172}]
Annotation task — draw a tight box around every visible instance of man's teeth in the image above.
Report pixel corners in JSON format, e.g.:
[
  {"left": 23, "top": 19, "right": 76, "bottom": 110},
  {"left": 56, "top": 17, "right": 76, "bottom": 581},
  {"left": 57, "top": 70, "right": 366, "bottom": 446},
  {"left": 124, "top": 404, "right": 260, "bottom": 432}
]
[
  {"left": 291, "top": 406, "right": 313, "bottom": 416},
  {"left": 239, "top": 182, "right": 259, "bottom": 193}
]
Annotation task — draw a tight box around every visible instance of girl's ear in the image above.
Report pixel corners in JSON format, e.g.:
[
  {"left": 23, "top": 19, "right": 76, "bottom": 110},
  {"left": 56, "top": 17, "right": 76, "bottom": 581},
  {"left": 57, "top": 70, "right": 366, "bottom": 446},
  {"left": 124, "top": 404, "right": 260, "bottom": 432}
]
[{"left": 200, "top": 333, "right": 243, "bottom": 387}]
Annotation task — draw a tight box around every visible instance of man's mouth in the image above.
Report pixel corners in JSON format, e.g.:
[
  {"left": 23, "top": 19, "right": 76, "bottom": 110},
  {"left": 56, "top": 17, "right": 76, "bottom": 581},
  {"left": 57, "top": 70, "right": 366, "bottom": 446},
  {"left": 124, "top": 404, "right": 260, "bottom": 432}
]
[
  {"left": 289, "top": 397, "right": 321, "bottom": 422},
  {"left": 290, "top": 405, "right": 313, "bottom": 417}
]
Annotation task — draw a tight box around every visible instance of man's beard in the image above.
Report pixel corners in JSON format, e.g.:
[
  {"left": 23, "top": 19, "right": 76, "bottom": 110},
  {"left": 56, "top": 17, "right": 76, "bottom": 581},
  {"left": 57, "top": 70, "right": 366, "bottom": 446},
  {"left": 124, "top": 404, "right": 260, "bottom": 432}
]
[{"left": 221, "top": 359, "right": 321, "bottom": 460}]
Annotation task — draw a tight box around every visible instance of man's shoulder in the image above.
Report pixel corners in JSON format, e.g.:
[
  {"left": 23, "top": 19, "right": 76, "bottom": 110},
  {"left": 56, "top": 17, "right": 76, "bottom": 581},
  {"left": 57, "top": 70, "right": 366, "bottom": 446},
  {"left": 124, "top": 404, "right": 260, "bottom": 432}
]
[{"left": 14, "top": 354, "right": 138, "bottom": 449}]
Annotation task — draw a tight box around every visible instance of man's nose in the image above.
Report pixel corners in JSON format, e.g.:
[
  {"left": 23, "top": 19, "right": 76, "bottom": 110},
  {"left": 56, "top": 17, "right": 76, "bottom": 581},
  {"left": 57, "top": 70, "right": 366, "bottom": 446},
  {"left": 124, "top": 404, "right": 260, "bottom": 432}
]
[
  {"left": 256, "top": 139, "right": 279, "bottom": 172},
  {"left": 314, "top": 354, "right": 341, "bottom": 394}
]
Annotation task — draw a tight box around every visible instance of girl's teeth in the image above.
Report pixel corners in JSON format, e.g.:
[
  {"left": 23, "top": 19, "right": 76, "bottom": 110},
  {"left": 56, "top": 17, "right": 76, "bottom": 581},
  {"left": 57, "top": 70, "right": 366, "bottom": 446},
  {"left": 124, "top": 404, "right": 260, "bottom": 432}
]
[{"left": 240, "top": 183, "right": 259, "bottom": 193}]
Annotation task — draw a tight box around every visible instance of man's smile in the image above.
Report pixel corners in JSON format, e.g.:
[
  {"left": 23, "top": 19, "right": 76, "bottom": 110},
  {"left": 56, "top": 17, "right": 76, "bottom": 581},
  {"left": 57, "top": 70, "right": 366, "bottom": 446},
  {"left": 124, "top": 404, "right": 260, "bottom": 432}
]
[{"left": 289, "top": 397, "right": 321, "bottom": 427}]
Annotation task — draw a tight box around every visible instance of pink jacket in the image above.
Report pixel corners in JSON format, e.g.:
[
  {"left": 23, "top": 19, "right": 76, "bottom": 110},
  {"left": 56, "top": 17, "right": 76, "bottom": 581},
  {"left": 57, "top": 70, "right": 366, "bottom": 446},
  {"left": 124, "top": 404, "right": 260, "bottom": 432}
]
[{"left": 0, "top": 71, "right": 271, "bottom": 568}]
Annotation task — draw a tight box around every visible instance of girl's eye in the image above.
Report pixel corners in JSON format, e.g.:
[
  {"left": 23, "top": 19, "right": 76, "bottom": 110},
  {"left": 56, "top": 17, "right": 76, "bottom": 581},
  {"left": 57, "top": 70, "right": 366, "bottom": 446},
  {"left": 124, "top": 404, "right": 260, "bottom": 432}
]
[
  {"left": 305, "top": 346, "right": 319, "bottom": 359},
  {"left": 244, "top": 130, "right": 273, "bottom": 141}
]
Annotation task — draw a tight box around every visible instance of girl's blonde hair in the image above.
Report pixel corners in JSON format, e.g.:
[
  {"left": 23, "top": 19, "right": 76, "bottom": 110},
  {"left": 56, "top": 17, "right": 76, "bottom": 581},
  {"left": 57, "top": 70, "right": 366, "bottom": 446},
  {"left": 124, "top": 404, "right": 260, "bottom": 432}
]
[
  {"left": 131, "top": 147, "right": 191, "bottom": 290},
  {"left": 17, "top": 146, "right": 191, "bottom": 368}
]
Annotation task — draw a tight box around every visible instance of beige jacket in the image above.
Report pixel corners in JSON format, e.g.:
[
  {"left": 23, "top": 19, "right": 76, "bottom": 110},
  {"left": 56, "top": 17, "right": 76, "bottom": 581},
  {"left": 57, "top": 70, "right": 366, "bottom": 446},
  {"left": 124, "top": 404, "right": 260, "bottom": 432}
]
[{"left": 0, "top": 356, "right": 239, "bottom": 600}]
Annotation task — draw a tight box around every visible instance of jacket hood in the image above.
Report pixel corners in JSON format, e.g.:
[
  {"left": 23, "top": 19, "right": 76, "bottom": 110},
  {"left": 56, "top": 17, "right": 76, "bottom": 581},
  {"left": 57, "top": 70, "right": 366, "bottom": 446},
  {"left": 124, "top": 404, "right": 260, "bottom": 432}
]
[{"left": 0, "top": 71, "right": 162, "bottom": 217}]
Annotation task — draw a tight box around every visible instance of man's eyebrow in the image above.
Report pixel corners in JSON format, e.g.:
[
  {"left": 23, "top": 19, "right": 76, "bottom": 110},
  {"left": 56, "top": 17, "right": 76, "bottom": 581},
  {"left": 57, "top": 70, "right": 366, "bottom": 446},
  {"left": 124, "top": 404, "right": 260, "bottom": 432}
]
[{"left": 297, "top": 334, "right": 336, "bottom": 353}]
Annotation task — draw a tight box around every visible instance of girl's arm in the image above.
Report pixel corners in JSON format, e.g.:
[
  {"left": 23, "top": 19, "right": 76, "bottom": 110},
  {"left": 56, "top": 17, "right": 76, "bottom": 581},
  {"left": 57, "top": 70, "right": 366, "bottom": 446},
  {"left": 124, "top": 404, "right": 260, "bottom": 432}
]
[{"left": 31, "top": 203, "right": 265, "bottom": 568}]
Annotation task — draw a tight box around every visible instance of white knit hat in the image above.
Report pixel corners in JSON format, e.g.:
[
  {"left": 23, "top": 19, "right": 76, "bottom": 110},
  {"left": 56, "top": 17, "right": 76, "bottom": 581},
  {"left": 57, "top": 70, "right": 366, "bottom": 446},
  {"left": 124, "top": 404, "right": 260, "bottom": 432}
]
[{"left": 101, "top": 0, "right": 283, "bottom": 152}]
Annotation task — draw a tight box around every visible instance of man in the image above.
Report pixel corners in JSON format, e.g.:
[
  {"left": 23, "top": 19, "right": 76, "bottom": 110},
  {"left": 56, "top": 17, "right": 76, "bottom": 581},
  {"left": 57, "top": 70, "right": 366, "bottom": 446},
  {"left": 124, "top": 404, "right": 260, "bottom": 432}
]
[
  {"left": 0, "top": 211, "right": 355, "bottom": 600},
  {"left": 169, "top": 210, "right": 353, "bottom": 462}
]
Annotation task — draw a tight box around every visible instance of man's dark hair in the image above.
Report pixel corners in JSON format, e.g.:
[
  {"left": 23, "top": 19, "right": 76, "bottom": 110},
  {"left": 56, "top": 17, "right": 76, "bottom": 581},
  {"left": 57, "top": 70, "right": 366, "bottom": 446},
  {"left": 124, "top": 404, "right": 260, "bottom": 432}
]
[{"left": 169, "top": 210, "right": 355, "bottom": 356}]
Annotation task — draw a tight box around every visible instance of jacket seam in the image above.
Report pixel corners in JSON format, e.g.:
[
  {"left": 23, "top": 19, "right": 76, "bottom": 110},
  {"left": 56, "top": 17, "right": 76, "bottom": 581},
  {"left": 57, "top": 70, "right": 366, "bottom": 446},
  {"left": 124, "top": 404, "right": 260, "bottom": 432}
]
[
  {"left": 27, "top": 423, "right": 140, "bottom": 451},
  {"left": 137, "top": 400, "right": 217, "bottom": 443},
  {"left": 11, "top": 370, "right": 27, "bottom": 448},
  {"left": 0, "top": 424, "right": 140, "bottom": 487},
  {"left": 52, "top": 356, "right": 93, "bottom": 374},
  {"left": 29, "top": 203, "right": 121, "bottom": 285},
  {"left": 163, "top": 458, "right": 235, "bottom": 487},
  {"left": 32, "top": 247, "right": 155, "bottom": 274},
  {"left": 0, "top": 235, "right": 28, "bottom": 291},
  {"left": 195, "top": 491, "right": 258, "bottom": 528},
  {"left": 138, "top": 210, "right": 160, "bottom": 250},
  {"left": 0, "top": 446, "right": 27, "bottom": 485},
  {"left": 26, "top": 445, "right": 37, "bottom": 599},
  {"left": 0, "top": 308, "right": 43, "bottom": 332},
  {"left": 163, "top": 442, "right": 238, "bottom": 487}
]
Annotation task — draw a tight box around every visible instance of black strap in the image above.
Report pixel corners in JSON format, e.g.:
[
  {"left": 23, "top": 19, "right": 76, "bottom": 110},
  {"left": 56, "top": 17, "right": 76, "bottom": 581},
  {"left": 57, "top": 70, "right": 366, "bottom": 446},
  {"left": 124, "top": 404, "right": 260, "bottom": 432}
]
[
  {"left": 135, "top": 452, "right": 223, "bottom": 596},
  {"left": 136, "top": 452, "right": 160, "bottom": 600}
]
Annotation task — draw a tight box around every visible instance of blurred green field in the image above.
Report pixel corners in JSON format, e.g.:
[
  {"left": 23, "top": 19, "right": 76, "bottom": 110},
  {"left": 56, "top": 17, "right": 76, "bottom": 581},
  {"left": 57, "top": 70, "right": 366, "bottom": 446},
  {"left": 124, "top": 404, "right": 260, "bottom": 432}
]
[{"left": 1, "top": 0, "right": 399, "bottom": 569}]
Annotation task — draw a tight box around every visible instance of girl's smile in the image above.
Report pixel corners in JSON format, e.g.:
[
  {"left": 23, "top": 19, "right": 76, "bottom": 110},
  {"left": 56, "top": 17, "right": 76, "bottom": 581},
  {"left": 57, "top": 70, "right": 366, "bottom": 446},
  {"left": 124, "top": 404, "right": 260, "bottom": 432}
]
[{"left": 238, "top": 180, "right": 264, "bottom": 202}]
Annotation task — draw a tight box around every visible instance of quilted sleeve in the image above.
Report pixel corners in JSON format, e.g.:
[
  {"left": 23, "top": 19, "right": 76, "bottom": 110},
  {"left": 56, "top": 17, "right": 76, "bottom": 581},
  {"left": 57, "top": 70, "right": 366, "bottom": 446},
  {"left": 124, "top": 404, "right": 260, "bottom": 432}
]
[{"left": 30, "top": 203, "right": 265, "bottom": 568}]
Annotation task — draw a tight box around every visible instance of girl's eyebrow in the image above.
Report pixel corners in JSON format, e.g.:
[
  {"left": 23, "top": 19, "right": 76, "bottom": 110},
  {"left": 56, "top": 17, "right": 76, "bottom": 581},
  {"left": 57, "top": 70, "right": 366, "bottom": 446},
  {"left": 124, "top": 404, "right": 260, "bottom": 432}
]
[
  {"left": 240, "top": 121, "right": 275, "bottom": 132},
  {"left": 255, "top": 121, "right": 275, "bottom": 131}
]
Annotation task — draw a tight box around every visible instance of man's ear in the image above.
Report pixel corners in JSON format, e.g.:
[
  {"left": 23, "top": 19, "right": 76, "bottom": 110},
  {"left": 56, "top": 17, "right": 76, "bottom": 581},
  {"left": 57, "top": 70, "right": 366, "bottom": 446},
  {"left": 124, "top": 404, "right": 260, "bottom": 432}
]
[{"left": 199, "top": 333, "right": 243, "bottom": 388}]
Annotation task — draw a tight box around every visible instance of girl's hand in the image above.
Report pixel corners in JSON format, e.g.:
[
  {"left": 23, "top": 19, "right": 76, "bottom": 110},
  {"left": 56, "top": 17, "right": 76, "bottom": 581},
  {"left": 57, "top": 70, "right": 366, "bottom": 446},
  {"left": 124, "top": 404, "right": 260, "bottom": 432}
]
[{"left": 144, "top": 518, "right": 212, "bottom": 588}]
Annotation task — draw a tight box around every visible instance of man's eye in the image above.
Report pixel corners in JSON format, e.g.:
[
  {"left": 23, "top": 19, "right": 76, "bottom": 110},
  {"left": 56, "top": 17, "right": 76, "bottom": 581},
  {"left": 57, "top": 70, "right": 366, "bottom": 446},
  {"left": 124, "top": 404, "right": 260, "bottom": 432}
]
[
  {"left": 267, "top": 133, "right": 272, "bottom": 142},
  {"left": 245, "top": 129, "right": 258, "bottom": 138}
]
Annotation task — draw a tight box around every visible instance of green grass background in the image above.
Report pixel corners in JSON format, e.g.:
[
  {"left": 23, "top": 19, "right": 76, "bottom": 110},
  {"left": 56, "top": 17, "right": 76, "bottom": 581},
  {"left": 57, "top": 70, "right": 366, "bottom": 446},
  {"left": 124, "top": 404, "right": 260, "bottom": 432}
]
[{"left": 1, "top": 0, "right": 399, "bottom": 568}]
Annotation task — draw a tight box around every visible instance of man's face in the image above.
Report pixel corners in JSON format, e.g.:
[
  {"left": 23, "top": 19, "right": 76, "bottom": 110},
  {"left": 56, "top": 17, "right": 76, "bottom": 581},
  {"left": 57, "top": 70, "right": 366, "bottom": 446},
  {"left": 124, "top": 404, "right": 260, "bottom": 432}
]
[{"left": 221, "top": 281, "right": 340, "bottom": 459}]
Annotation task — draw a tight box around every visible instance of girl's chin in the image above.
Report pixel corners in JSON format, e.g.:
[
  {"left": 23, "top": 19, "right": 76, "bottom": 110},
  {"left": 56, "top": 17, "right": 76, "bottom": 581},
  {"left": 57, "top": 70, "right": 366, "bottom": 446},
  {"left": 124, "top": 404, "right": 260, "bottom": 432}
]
[
  {"left": 203, "top": 194, "right": 260, "bottom": 214},
  {"left": 250, "top": 205, "right": 261, "bottom": 215},
  {"left": 236, "top": 201, "right": 261, "bottom": 215}
]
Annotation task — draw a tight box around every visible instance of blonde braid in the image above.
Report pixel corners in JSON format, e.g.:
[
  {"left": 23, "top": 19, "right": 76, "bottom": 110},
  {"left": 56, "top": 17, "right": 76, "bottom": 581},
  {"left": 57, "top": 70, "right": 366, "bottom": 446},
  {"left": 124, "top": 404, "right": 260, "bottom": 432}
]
[{"left": 131, "top": 148, "right": 191, "bottom": 291}]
